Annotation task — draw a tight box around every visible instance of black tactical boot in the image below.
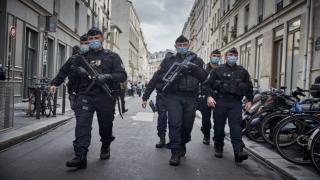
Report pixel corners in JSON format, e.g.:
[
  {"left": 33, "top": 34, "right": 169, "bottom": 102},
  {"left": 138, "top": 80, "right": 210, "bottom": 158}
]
[
  {"left": 169, "top": 152, "right": 181, "bottom": 166},
  {"left": 203, "top": 136, "right": 210, "bottom": 145},
  {"left": 100, "top": 145, "right": 110, "bottom": 160},
  {"left": 155, "top": 137, "right": 166, "bottom": 148},
  {"left": 234, "top": 149, "right": 248, "bottom": 163},
  {"left": 180, "top": 144, "right": 186, "bottom": 157},
  {"left": 66, "top": 156, "right": 87, "bottom": 169},
  {"left": 214, "top": 145, "right": 223, "bottom": 158}
]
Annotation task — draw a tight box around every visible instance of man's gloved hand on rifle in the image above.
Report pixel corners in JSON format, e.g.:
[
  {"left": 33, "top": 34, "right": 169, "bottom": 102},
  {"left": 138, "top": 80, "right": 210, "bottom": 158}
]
[
  {"left": 180, "top": 62, "right": 200, "bottom": 74},
  {"left": 180, "top": 64, "right": 189, "bottom": 74},
  {"left": 96, "top": 74, "right": 113, "bottom": 86},
  {"left": 77, "top": 67, "right": 90, "bottom": 78},
  {"left": 186, "top": 62, "right": 201, "bottom": 72}
]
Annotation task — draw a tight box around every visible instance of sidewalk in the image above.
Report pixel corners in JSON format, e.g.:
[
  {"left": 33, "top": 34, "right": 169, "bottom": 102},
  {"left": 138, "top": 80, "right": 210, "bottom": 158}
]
[
  {"left": 194, "top": 111, "right": 320, "bottom": 180},
  {"left": 0, "top": 96, "right": 133, "bottom": 151},
  {"left": 0, "top": 98, "right": 74, "bottom": 151}
]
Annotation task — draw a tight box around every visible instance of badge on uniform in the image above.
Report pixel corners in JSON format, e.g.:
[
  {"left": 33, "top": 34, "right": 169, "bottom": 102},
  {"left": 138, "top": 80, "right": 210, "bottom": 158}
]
[{"left": 95, "top": 59, "right": 102, "bottom": 66}]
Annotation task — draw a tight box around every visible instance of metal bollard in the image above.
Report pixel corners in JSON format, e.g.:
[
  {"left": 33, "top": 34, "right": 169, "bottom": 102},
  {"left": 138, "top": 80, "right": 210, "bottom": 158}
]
[
  {"left": 52, "top": 90, "right": 58, "bottom": 117},
  {"left": 62, "top": 85, "right": 66, "bottom": 114},
  {"left": 35, "top": 87, "right": 41, "bottom": 119}
]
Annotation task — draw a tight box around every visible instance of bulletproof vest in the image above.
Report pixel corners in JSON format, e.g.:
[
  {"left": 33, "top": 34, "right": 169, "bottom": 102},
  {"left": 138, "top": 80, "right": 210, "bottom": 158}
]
[
  {"left": 86, "top": 50, "right": 121, "bottom": 94},
  {"left": 168, "top": 54, "right": 200, "bottom": 93},
  {"left": 214, "top": 65, "right": 248, "bottom": 97}
]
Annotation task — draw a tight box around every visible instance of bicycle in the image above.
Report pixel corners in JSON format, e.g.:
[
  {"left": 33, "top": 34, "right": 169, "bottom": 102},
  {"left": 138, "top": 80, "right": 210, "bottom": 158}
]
[{"left": 26, "top": 77, "right": 54, "bottom": 117}]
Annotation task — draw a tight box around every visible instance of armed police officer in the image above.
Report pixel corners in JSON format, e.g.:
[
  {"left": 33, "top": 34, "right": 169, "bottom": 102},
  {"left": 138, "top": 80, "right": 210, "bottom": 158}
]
[
  {"left": 205, "top": 47, "right": 253, "bottom": 163},
  {"left": 198, "top": 49, "right": 221, "bottom": 145},
  {"left": 141, "top": 52, "right": 174, "bottom": 148},
  {"left": 157, "top": 35, "right": 207, "bottom": 166},
  {"left": 49, "top": 27, "right": 127, "bottom": 169}
]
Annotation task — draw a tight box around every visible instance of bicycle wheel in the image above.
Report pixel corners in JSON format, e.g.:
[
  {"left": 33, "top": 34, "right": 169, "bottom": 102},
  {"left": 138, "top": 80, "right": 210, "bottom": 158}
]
[
  {"left": 310, "top": 129, "right": 320, "bottom": 174},
  {"left": 260, "top": 112, "right": 289, "bottom": 146},
  {"left": 245, "top": 111, "right": 268, "bottom": 143},
  {"left": 274, "top": 114, "right": 320, "bottom": 165},
  {"left": 44, "top": 94, "right": 53, "bottom": 117}
]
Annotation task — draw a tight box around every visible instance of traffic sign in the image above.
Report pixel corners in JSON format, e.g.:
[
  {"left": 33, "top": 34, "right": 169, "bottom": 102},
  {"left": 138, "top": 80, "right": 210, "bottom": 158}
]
[{"left": 9, "top": 26, "right": 16, "bottom": 39}]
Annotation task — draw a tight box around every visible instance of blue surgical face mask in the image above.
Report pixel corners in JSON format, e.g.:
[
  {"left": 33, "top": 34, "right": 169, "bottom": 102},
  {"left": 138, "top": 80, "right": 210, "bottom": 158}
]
[
  {"left": 176, "top": 47, "right": 189, "bottom": 55},
  {"left": 210, "top": 57, "right": 221, "bottom": 64},
  {"left": 79, "top": 44, "right": 89, "bottom": 54},
  {"left": 227, "top": 55, "right": 238, "bottom": 65},
  {"left": 89, "top": 39, "right": 102, "bottom": 50}
]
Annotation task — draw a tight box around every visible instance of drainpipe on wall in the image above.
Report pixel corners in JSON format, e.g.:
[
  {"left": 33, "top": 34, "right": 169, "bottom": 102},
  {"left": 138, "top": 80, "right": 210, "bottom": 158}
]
[
  {"left": 303, "top": 0, "right": 312, "bottom": 90},
  {"left": 305, "top": 0, "right": 314, "bottom": 90}
]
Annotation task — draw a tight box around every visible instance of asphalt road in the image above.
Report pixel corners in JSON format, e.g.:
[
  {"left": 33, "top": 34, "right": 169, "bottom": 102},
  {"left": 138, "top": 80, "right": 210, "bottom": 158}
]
[{"left": 0, "top": 95, "right": 285, "bottom": 180}]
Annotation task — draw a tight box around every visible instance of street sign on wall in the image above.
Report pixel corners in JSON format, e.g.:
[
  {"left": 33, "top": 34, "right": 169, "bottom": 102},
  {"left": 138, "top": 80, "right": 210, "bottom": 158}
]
[{"left": 9, "top": 26, "right": 16, "bottom": 39}]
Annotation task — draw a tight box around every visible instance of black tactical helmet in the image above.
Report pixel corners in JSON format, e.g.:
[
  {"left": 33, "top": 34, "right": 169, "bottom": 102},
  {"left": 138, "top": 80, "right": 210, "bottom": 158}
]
[
  {"left": 87, "top": 27, "right": 103, "bottom": 36},
  {"left": 227, "top": 47, "right": 238, "bottom": 55},
  {"left": 211, "top": 49, "right": 221, "bottom": 55},
  {"left": 80, "top": 33, "right": 88, "bottom": 41},
  {"left": 175, "top": 35, "right": 189, "bottom": 43}
]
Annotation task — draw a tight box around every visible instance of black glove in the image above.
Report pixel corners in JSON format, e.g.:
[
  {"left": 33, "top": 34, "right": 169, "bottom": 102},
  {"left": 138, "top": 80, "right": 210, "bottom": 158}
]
[
  {"left": 77, "top": 67, "right": 89, "bottom": 78},
  {"left": 187, "top": 62, "right": 200, "bottom": 72},
  {"left": 180, "top": 64, "right": 189, "bottom": 74},
  {"left": 96, "top": 74, "right": 112, "bottom": 86}
]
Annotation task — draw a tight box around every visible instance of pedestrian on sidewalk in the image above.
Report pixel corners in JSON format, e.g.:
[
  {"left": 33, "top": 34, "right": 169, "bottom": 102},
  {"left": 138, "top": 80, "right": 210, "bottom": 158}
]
[
  {"left": 198, "top": 49, "right": 221, "bottom": 145},
  {"left": 157, "top": 35, "right": 207, "bottom": 166},
  {"left": 137, "top": 81, "right": 143, "bottom": 97},
  {"left": 204, "top": 47, "right": 253, "bottom": 163},
  {"left": 49, "top": 27, "right": 127, "bottom": 170},
  {"left": 127, "top": 81, "right": 133, "bottom": 96},
  {"left": 120, "top": 80, "right": 128, "bottom": 113}
]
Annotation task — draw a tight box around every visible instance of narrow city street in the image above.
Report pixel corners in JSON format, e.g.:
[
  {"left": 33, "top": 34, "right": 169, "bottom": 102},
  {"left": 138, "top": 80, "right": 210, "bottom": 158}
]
[{"left": 0, "top": 95, "right": 285, "bottom": 180}]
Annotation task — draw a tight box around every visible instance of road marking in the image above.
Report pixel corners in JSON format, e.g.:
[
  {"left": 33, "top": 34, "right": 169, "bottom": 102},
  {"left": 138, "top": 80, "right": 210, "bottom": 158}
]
[{"left": 131, "top": 112, "right": 154, "bottom": 122}]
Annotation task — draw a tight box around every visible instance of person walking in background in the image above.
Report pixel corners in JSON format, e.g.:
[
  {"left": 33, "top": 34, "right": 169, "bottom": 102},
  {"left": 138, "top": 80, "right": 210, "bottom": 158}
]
[{"left": 120, "top": 80, "right": 128, "bottom": 113}]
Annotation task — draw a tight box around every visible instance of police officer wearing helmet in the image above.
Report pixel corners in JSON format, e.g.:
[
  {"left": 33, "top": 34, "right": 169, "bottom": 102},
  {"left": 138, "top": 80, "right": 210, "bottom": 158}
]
[
  {"left": 49, "top": 27, "right": 127, "bottom": 169},
  {"left": 157, "top": 35, "right": 207, "bottom": 166},
  {"left": 205, "top": 47, "right": 253, "bottom": 163},
  {"left": 199, "top": 49, "right": 221, "bottom": 145}
]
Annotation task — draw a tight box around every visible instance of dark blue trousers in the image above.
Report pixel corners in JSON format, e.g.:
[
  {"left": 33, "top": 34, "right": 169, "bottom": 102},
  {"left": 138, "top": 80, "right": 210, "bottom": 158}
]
[
  {"left": 73, "top": 93, "right": 116, "bottom": 157},
  {"left": 156, "top": 93, "right": 167, "bottom": 138},
  {"left": 213, "top": 98, "right": 244, "bottom": 153},
  {"left": 199, "top": 97, "right": 212, "bottom": 138},
  {"left": 165, "top": 94, "right": 197, "bottom": 153}
]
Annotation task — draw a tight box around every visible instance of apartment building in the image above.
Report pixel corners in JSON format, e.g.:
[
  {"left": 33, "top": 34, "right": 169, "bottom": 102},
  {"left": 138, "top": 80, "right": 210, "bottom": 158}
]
[
  {"left": 0, "top": 0, "right": 111, "bottom": 101},
  {"left": 183, "top": 0, "right": 320, "bottom": 91}
]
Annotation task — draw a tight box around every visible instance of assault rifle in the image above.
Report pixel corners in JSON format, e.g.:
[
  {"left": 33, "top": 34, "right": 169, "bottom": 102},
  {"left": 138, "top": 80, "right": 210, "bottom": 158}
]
[
  {"left": 78, "top": 56, "right": 112, "bottom": 97},
  {"left": 161, "top": 54, "right": 196, "bottom": 91}
]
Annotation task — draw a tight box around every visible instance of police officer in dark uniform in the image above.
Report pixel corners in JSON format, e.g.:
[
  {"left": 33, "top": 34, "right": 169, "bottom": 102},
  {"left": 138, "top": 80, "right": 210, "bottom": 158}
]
[
  {"left": 67, "top": 34, "right": 90, "bottom": 109},
  {"left": 199, "top": 49, "right": 221, "bottom": 145},
  {"left": 142, "top": 69, "right": 168, "bottom": 148},
  {"left": 205, "top": 47, "right": 253, "bottom": 163},
  {"left": 157, "top": 35, "right": 207, "bottom": 166},
  {"left": 49, "top": 27, "right": 127, "bottom": 169}
]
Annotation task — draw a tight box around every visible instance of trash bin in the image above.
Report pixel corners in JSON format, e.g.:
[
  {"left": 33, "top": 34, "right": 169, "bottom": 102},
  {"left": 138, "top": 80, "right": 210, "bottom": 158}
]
[{"left": 0, "top": 81, "right": 14, "bottom": 130}]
